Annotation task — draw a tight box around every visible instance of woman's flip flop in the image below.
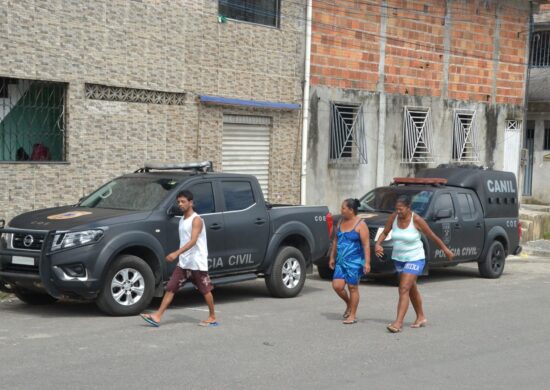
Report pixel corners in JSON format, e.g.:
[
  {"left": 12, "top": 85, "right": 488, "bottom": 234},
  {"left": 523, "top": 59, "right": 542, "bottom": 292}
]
[
  {"left": 410, "top": 319, "right": 428, "bottom": 328},
  {"left": 387, "top": 324, "right": 402, "bottom": 333}
]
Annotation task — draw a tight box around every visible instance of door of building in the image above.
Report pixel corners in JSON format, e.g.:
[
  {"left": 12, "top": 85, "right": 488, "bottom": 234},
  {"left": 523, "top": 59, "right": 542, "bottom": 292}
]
[
  {"left": 523, "top": 125, "right": 535, "bottom": 196},
  {"left": 222, "top": 115, "right": 271, "bottom": 200}
]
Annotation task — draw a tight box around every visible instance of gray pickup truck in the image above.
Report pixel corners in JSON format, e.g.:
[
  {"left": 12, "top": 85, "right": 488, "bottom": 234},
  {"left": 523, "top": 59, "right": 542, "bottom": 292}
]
[
  {"left": 316, "top": 165, "right": 521, "bottom": 281},
  {"left": 0, "top": 162, "right": 332, "bottom": 315}
]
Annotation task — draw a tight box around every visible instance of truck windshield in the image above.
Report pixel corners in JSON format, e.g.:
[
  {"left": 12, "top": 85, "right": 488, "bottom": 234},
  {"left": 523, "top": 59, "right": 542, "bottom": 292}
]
[
  {"left": 359, "top": 188, "right": 434, "bottom": 216},
  {"left": 79, "top": 177, "right": 180, "bottom": 211}
]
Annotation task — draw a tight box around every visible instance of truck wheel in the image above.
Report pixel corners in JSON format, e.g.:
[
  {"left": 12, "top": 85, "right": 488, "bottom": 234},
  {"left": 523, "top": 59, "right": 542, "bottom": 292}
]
[
  {"left": 478, "top": 241, "right": 506, "bottom": 279},
  {"left": 317, "top": 265, "right": 334, "bottom": 280},
  {"left": 96, "top": 255, "right": 155, "bottom": 316},
  {"left": 266, "top": 246, "right": 306, "bottom": 298},
  {"left": 13, "top": 287, "right": 57, "bottom": 305}
]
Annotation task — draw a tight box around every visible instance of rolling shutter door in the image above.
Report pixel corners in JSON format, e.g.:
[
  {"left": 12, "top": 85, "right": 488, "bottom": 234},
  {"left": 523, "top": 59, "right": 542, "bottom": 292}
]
[{"left": 222, "top": 115, "right": 271, "bottom": 199}]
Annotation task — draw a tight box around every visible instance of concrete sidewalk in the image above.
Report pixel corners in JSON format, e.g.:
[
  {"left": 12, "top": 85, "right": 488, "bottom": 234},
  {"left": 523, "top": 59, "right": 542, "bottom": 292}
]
[{"left": 521, "top": 239, "right": 550, "bottom": 258}]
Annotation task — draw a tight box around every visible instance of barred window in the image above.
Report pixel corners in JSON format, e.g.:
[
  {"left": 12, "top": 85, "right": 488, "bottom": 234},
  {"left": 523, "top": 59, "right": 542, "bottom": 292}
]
[
  {"left": 329, "top": 102, "right": 367, "bottom": 164},
  {"left": 544, "top": 125, "right": 550, "bottom": 151},
  {"left": 530, "top": 30, "right": 550, "bottom": 68},
  {"left": 402, "top": 107, "right": 434, "bottom": 164},
  {"left": 452, "top": 109, "right": 479, "bottom": 162},
  {"left": 0, "top": 77, "right": 66, "bottom": 162},
  {"left": 219, "top": 0, "right": 281, "bottom": 28}
]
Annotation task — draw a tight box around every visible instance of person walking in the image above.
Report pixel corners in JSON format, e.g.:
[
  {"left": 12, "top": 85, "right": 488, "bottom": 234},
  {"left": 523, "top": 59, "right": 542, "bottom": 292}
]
[
  {"left": 375, "top": 195, "right": 453, "bottom": 333},
  {"left": 140, "top": 190, "right": 217, "bottom": 327},
  {"left": 329, "top": 198, "right": 371, "bottom": 325}
]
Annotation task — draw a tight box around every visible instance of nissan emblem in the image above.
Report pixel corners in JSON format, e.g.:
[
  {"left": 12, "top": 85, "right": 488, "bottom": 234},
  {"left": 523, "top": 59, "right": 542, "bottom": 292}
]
[{"left": 23, "top": 235, "right": 34, "bottom": 247}]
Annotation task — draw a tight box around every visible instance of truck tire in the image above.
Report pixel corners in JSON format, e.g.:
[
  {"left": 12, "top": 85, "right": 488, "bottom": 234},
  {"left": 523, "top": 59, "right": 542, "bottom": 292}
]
[
  {"left": 96, "top": 255, "right": 155, "bottom": 316},
  {"left": 265, "top": 246, "right": 306, "bottom": 298},
  {"left": 13, "top": 287, "right": 57, "bottom": 305},
  {"left": 317, "top": 265, "right": 334, "bottom": 280},
  {"left": 478, "top": 241, "right": 506, "bottom": 279}
]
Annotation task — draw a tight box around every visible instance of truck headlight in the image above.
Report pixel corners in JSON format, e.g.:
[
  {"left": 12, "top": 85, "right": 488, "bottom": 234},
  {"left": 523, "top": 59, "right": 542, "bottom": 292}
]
[
  {"left": 51, "top": 230, "right": 103, "bottom": 251},
  {"left": 374, "top": 228, "right": 392, "bottom": 242}
]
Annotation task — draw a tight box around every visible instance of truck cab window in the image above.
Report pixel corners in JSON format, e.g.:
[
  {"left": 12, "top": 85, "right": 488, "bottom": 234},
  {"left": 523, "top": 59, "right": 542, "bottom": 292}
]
[
  {"left": 457, "top": 193, "right": 476, "bottom": 221},
  {"left": 222, "top": 181, "right": 255, "bottom": 211},
  {"left": 433, "top": 193, "right": 454, "bottom": 218},
  {"left": 188, "top": 182, "right": 215, "bottom": 214}
]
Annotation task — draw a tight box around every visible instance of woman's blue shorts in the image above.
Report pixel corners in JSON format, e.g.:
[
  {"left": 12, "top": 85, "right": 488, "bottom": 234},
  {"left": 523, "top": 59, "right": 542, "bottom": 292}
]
[{"left": 393, "top": 259, "right": 425, "bottom": 276}]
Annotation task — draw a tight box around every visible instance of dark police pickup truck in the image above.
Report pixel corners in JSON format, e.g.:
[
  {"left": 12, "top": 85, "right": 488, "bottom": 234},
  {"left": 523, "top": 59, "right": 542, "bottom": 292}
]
[
  {"left": 0, "top": 162, "right": 332, "bottom": 316},
  {"left": 316, "top": 165, "right": 522, "bottom": 280}
]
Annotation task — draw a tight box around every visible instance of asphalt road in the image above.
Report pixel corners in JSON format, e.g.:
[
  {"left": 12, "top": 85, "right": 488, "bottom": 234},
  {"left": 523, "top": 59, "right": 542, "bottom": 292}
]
[{"left": 1, "top": 256, "right": 549, "bottom": 390}]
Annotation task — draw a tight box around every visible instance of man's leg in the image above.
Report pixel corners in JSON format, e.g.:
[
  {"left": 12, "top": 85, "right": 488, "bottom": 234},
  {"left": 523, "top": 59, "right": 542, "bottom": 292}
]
[
  {"left": 202, "top": 292, "right": 216, "bottom": 323},
  {"left": 196, "top": 271, "right": 216, "bottom": 324},
  {"left": 149, "top": 291, "right": 175, "bottom": 323},
  {"left": 145, "top": 267, "right": 186, "bottom": 324}
]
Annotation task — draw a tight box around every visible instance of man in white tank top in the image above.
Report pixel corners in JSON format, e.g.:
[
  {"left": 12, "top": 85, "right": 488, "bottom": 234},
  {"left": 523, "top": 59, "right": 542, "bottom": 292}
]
[{"left": 141, "top": 190, "right": 217, "bottom": 327}]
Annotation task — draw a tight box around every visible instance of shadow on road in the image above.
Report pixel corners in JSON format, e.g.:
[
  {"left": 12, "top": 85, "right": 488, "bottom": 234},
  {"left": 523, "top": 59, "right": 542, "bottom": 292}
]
[{"left": 0, "top": 278, "right": 325, "bottom": 318}]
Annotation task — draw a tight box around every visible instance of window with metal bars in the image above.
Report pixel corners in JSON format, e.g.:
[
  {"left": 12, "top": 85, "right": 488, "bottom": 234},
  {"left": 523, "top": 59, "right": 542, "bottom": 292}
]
[
  {"left": 452, "top": 109, "right": 479, "bottom": 162},
  {"left": 530, "top": 30, "right": 550, "bottom": 68},
  {"left": 329, "top": 102, "right": 368, "bottom": 164},
  {"left": 219, "top": 0, "right": 281, "bottom": 28},
  {"left": 0, "top": 77, "right": 66, "bottom": 162},
  {"left": 402, "top": 107, "right": 434, "bottom": 164}
]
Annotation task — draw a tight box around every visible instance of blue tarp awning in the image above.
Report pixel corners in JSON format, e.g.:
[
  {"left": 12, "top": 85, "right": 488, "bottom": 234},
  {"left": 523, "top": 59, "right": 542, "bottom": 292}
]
[{"left": 199, "top": 95, "right": 301, "bottom": 110}]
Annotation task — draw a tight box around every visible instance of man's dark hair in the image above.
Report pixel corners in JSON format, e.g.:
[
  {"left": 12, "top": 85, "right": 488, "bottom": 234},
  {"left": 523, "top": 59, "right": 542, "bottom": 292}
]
[{"left": 177, "top": 190, "right": 194, "bottom": 201}]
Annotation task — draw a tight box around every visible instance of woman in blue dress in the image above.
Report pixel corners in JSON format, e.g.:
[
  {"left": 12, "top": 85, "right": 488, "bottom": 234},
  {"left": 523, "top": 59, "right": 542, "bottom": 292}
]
[{"left": 329, "top": 198, "right": 371, "bottom": 324}]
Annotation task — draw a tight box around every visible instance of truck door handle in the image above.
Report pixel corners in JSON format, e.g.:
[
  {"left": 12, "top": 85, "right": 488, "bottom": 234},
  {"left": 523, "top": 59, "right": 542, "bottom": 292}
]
[
  {"left": 454, "top": 223, "right": 461, "bottom": 229},
  {"left": 475, "top": 223, "right": 482, "bottom": 228},
  {"left": 254, "top": 218, "right": 267, "bottom": 225},
  {"left": 209, "top": 223, "right": 222, "bottom": 230}
]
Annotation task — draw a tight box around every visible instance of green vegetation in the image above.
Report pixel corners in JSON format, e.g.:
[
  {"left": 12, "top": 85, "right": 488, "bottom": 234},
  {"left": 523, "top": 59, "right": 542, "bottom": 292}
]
[{"left": 544, "top": 231, "right": 550, "bottom": 240}]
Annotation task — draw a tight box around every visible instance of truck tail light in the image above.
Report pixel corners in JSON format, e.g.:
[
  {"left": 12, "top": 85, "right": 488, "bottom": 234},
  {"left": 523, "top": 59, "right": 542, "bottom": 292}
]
[
  {"left": 326, "top": 212, "right": 334, "bottom": 238},
  {"left": 518, "top": 220, "right": 522, "bottom": 240}
]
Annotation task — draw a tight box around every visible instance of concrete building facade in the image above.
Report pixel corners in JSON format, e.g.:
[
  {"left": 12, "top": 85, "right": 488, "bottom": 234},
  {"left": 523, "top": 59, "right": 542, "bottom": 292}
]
[
  {"left": 0, "top": 0, "right": 306, "bottom": 222},
  {"left": 525, "top": 3, "right": 550, "bottom": 204},
  {"left": 306, "top": 0, "right": 539, "bottom": 212}
]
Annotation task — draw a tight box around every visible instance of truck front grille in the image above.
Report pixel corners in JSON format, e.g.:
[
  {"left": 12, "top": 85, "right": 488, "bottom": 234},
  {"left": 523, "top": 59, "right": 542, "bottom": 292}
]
[
  {"left": 2, "top": 263, "right": 39, "bottom": 275},
  {"left": 12, "top": 233, "right": 45, "bottom": 251}
]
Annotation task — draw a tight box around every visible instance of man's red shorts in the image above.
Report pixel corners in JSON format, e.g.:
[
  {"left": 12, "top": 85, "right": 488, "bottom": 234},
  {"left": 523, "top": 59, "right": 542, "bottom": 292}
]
[{"left": 166, "top": 266, "right": 214, "bottom": 295}]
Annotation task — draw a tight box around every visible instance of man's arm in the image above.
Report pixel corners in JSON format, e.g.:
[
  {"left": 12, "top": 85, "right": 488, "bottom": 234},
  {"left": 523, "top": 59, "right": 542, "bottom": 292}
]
[{"left": 166, "top": 217, "right": 204, "bottom": 262}]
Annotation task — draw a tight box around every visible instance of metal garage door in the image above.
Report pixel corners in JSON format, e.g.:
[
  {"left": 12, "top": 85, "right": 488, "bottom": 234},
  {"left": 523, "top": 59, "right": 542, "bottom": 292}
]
[{"left": 222, "top": 115, "right": 271, "bottom": 199}]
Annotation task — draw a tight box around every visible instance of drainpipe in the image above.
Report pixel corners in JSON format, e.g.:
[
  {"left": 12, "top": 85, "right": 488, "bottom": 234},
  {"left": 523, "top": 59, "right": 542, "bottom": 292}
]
[
  {"left": 520, "top": 1, "right": 534, "bottom": 197},
  {"left": 300, "top": 0, "right": 312, "bottom": 205}
]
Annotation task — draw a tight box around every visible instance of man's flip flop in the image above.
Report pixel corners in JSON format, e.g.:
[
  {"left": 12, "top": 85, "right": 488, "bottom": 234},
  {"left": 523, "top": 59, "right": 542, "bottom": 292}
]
[
  {"left": 343, "top": 319, "right": 357, "bottom": 325},
  {"left": 387, "top": 324, "right": 402, "bottom": 333},
  {"left": 140, "top": 314, "right": 160, "bottom": 327},
  {"left": 343, "top": 310, "right": 351, "bottom": 319},
  {"left": 198, "top": 321, "right": 219, "bottom": 327}
]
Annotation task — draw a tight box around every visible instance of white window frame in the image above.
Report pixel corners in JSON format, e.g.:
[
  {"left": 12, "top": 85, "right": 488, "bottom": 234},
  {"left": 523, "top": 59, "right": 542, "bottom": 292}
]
[
  {"left": 452, "top": 109, "right": 479, "bottom": 163},
  {"left": 329, "top": 102, "right": 368, "bottom": 164},
  {"left": 402, "top": 106, "right": 434, "bottom": 164}
]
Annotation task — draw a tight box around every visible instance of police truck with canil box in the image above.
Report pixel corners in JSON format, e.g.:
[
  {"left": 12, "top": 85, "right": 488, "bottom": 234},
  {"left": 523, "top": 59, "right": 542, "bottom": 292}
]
[{"left": 316, "top": 165, "right": 522, "bottom": 280}]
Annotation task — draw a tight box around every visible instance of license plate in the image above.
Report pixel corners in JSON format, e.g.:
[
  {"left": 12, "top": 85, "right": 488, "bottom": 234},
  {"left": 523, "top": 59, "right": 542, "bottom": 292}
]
[{"left": 12, "top": 256, "right": 35, "bottom": 266}]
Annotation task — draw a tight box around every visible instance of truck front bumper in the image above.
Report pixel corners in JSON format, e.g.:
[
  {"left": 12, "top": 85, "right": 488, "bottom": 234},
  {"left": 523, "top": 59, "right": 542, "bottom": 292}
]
[{"left": 0, "top": 228, "right": 102, "bottom": 299}]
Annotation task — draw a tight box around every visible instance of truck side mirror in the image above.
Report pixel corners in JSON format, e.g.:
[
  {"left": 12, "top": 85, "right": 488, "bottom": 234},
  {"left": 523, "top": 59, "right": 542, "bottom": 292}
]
[
  {"left": 434, "top": 209, "right": 452, "bottom": 220},
  {"left": 167, "top": 204, "right": 183, "bottom": 217}
]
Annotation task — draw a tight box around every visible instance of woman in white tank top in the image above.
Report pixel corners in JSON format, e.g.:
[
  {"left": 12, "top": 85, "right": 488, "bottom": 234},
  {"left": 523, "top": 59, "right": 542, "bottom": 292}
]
[{"left": 374, "top": 194, "right": 453, "bottom": 333}]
